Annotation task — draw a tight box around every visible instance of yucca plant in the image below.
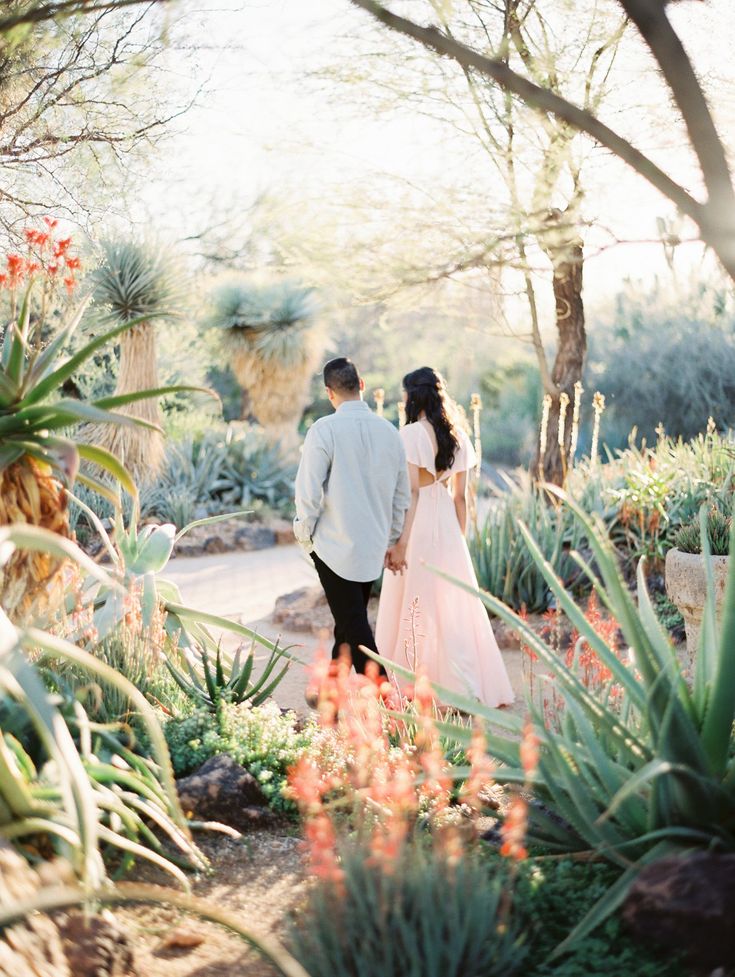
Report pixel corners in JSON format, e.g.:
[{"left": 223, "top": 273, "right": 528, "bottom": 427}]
[
  {"left": 375, "top": 491, "right": 735, "bottom": 955},
  {"left": 87, "top": 238, "right": 185, "bottom": 479},
  {"left": 207, "top": 280, "right": 320, "bottom": 452},
  {"left": 166, "top": 637, "right": 292, "bottom": 712},
  {"left": 0, "top": 225, "right": 200, "bottom": 623}
]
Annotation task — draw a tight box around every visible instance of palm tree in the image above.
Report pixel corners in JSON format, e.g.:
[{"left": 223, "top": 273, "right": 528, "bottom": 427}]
[
  {"left": 88, "top": 239, "right": 182, "bottom": 479},
  {"left": 207, "top": 280, "right": 320, "bottom": 452}
]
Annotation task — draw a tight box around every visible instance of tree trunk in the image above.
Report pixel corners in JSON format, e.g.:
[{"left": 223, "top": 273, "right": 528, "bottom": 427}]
[
  {"left": 88, "top": 322, "right": 164, "bottom": 481},
  {"left": 537, "top": 223, "right": 586, "bottom": 486}
]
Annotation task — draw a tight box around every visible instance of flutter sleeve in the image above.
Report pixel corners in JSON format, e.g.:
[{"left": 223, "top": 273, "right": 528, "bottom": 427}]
[
  {"left": 452, "top": 427, "right": 478, "bottom": 474},
  {"left": 400, "top": 422, "right": 437, "bottom": 474}
]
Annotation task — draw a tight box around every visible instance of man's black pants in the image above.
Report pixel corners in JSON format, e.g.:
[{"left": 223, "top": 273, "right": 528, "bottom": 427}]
[{"left": 311, "top": 552, "right": 384, "bottom": 675}]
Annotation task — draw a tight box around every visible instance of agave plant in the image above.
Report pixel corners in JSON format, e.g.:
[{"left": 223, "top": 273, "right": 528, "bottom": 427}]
[
  {"left": 87, "top": 238, "right": 185, "bottom": 479},
  {"left": 207, "top": 280, "right": 320, "bottom": 452},
  {"left": 469, "top": 472, "right": 587, "bottom": 612},
  {"left": 0, "top": 227, "right": 201, "bottom": 623},
  {"left": 375, "top": 492, "right": 735, "bottom": 955}
]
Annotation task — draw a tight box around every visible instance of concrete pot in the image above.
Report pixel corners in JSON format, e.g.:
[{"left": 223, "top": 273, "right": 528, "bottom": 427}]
[{"left": 665, "top": 548, "right": 730, "bottom": 653}]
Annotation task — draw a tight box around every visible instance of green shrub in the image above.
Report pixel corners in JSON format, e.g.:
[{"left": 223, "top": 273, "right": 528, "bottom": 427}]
[
  {"left": 512, "top": 856, "right": 686, "bottom": 976},
  {"left": 587, "top": 282, "right": 735, "bottom": 446},
  {"left": 164, "top": 701, "right": 318, "bottom": 812},
  {"left": 288, "top": 842, "right": 527, "bottom": 977}
]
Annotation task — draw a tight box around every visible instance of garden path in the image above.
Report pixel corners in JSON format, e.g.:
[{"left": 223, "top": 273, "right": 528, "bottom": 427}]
[{"left": 164, "top": 543, "right": 524, "bottom": 714}]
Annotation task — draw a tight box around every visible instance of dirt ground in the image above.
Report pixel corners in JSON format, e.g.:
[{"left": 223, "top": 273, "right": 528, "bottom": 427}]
[{"left": 116, "top": 830, "right": 308, "bottom": 977}]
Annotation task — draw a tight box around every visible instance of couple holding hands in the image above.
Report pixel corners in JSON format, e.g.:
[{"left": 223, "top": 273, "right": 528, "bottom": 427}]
[{"left": 294, "top": 357, "right": 513, "bottom": 708}]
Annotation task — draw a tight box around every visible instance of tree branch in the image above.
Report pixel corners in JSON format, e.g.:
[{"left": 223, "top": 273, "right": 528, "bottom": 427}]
[
  {"left": 347, "top": 0, "right": 704, "bottom": 227},
  {"left": 618, "top": 0, "right": 735, "bottom": 225}
]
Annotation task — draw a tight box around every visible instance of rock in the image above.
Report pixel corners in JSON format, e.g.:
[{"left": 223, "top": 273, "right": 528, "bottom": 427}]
[
  {"left": 0, "top": 842, "right": 70, "bottom": 977},
  {"left": 56, "top": 911, "right": 138, "bottom": 977},
  {"left": 273, "top": 586, "right": 331, "bottom": 634},
  {"left": 622, "top": 852, "right": 735, "bottom": 970},
  {"left": 234, "top": 526, "right": 278, "bottom": 551},
  {"left": 492, "top": 621, "right": 520, "bottom": 650},
  {"left": 202, "top": 535, "right": 228, "bottom": 554},
  {"left": 176, "top": 754, "right": 271, "bottom": 831},
  {"left": 0, "top": 843, "right": 136, "bottom": 977},
  {"left": 270, "top": 518, "right": 296, "bottom": 546},
  {"left": 160, "top": 926, "right": 206, "bottom": 951}
]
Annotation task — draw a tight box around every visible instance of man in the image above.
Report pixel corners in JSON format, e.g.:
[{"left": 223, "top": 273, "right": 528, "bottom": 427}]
[{"left": 294, "top": 357, "right": 411, "bottom": 675}]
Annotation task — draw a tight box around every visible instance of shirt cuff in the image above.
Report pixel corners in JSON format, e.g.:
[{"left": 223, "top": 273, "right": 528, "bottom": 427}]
[{"left": 293, "top": 519, "right": 315, "bottom": 553}]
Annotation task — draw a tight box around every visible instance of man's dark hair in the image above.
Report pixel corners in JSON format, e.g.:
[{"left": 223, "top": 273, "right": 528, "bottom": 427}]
[{"left": 323, "top": 357, "right": 360, "bottom": 393}]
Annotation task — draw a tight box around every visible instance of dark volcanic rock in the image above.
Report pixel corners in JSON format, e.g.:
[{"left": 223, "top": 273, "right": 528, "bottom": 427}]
[
  {"left": 56, "top": 912, "right": 138, "bottom": 977},
  {"left": 234, "top": 526, "right": 277, "bottom": 550},
  {"left": 176, "top": 754, "right": 271, "bottom": 831},
  {"left": 622, "top": 852, "right": 735, "bottom": 971}
]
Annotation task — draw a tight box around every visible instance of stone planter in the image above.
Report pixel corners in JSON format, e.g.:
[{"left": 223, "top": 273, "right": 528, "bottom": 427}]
[{"left": 665, "top": 548, "right": 730, "bottom": 653}]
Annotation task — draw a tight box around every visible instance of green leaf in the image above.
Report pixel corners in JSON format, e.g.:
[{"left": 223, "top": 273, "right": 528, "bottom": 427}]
[
  {"left": 76, "top": 443, "right": 137, "bottom": 498},
  {"left": 174, "top": 509, "right": 252, "bottom": 544},
  {"left": 701, "top": 514, "right": 735, "bottom": 775},
  {"left": 5, "top": 284, "right": 32, "bottom": 385},
  {"left": 93, "top": 384, "right": 217, "bottom": 411},
  {"left": 19, "top": 313, "right": 170, "bottom": 408}
]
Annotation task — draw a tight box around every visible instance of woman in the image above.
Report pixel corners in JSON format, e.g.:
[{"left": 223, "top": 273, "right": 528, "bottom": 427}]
[{"left": 375, "top": 367, "right": 514, "bottom": 708}]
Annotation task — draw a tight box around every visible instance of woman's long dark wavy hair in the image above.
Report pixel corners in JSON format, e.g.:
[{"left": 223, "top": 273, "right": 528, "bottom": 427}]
[{"left": 403, "top": 367, "right": 460, "bottom": 472}]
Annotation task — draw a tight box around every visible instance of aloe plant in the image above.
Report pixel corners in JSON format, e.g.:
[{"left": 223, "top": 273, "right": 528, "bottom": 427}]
[
  {"left": 469, "top": 473, "right": 586, "bottom": 612},
  {"left": 66, "top": 501, "right": 296, "bottom": 702},
  {"left": 373, "top": 493, "right": 735, "bottom": 955},
  {"left": 0, "top": 524, "right": 203, "bottom": 888},
  {"left": 166, "top": 638, "right": 292, "bottom": 711},
  {"left": 0, "top": 238, "right": 207, "bottom": 622}
]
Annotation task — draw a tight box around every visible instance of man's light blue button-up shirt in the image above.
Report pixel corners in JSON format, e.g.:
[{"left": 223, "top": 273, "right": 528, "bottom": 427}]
[{"left": 293, "top": 400, "right": 411, "bottom": 583}]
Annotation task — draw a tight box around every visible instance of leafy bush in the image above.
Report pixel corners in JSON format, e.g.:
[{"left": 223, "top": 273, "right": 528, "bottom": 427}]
[
  {"left": 469, "top": 474, "right": 588, "bottom": 613},
  {"left": 512, "top": 856, "right": 685, "bottom": 976},
  {"left": 164, "top": 701, "right": 318, "bottom": 812},
  {"left": 587, "top": 282, "right": 735, "bottom": 446},
  {"left": 288, "top": 842, "right": 527, "bottom": 977},
  {"left": 568, "top": 427, "right": 735, "bottom": 567}
]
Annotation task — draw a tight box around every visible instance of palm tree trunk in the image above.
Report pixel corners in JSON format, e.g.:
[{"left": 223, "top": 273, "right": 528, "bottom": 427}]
[{"left": 90, "top": 323, "right": 164, "bottom": 480}]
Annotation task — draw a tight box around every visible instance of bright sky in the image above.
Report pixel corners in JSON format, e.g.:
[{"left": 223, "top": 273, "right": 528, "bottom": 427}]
[{"left": 136, "top": 0, "right": 735, "bottom": 314}]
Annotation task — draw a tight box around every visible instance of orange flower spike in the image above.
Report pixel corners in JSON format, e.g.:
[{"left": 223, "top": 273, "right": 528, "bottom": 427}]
[
  {"left": 519, "top": 722, "right": 540, "bottom": 777},
  {"left": 460, "top": 725, "right": 495, "bottom": 812},
  {"left": 500, "top": 794, "right": 529, "bottom": 862}
]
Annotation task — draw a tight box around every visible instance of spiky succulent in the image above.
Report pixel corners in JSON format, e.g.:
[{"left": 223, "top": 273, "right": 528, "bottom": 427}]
[
  {"left": 208, "top": 280, "right": 316, "bottom": 366},
  {"left": 673, "top": 507, "right": 731, "bottom": 555},
  {"left": 90, "top": 238, "right": 183, "bottom": 324}
]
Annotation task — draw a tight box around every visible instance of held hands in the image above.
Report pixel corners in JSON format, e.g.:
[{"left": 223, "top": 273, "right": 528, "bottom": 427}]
[{"left": 385, "top": 541, "right": 408, "bottom": 575}]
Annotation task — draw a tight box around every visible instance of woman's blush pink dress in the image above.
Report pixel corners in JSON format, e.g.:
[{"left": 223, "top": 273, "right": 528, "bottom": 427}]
[{"left": 375, "top": 421, "right": 514, "bottom": 708}]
